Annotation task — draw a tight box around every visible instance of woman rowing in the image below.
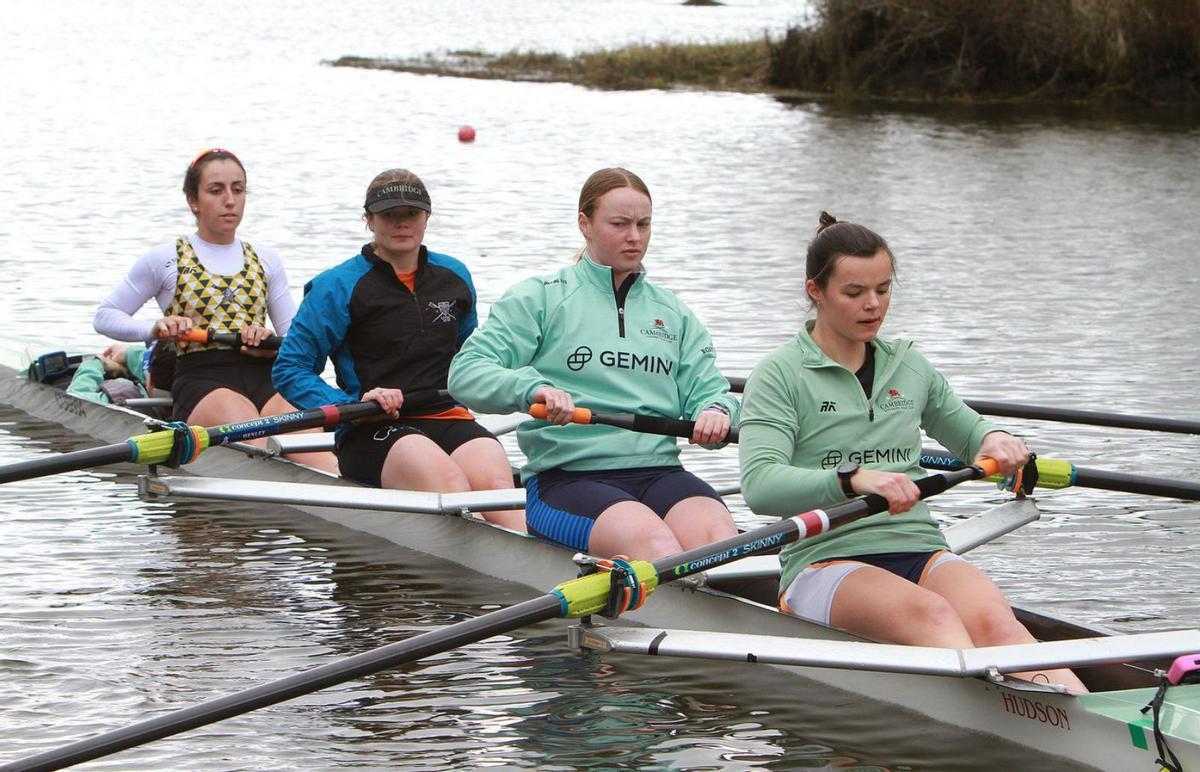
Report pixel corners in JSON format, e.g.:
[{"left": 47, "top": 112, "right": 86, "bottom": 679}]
[
  {"left": 738, "top": 212, "right": 1086, "bottom": 692},
  {"left": 448, "top": 167, "right": 739, "bottom": 561},
  {"left": 92, "top": 149, "right": 335, "bottom": 471},
  {"left": 272, "top": 169, "right": 523, "bottom": 531}
]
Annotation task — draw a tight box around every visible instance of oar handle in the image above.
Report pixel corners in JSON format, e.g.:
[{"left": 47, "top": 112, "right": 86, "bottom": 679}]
[
  {"left": 174, "top": 329, "right": 283, "bottom": 349},
  {"left": 527, "top": 404, "right": 740, "bottom": 443},
  {"left": 528, "top": 404, "right": 593, "bottom": 423}
]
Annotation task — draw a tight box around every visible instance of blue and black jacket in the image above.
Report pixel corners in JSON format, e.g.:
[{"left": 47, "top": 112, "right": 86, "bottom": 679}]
[{"left": 273, "top": 244, "right": 477, "bottom": 415}]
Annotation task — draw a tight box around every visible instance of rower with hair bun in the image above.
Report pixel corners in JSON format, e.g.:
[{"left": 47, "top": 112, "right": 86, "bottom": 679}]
[
  {"left": 739, "top": 211, "right": 1088, "bottom": 693},
  {"left": 93, "top": 148, "right": 335, "bottom": 470}
]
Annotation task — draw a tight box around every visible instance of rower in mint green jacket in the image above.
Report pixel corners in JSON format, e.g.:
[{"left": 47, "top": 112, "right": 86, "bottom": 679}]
[
  {"left": 449, "top": 168, "right": 739, "bottom": 561},
  {"left": 739, "top": 211, "right": 1086, "bottom": 693},
  {"left": 740, "top": 326, "right": 996, "bottom": 590},
  {"left": 66, "top": 343, "right": 148, "bottom": 404}
]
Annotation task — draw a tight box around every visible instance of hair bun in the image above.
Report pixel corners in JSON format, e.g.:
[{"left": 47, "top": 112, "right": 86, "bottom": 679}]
[{"left": 817, "top": 211, "right": 838, "bottom": 232}]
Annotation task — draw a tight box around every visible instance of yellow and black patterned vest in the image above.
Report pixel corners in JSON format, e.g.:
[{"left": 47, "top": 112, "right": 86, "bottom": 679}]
[{"left": 167, "top": 237, "right": 269, "bottom": 354}]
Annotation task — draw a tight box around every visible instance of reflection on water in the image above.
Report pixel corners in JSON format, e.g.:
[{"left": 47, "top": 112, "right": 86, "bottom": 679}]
[{"left": 3, "top": 0, "right": 1199, "bottom": 768}]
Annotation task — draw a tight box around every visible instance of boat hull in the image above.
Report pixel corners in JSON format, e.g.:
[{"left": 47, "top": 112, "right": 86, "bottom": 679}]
[{"left": 1, "top": 343, "right": 1195, "bottom": 771}]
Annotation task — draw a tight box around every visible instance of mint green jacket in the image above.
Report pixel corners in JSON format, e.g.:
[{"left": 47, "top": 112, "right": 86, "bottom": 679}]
[
  {"left": 448, "top": 253, "right": 739, "bottom": 481},
  {"left": 738, "top": 322, "right": 997, "bottom": 591},
  {"left": 66, "top": 345, "right": 148, "bottom": 403}
]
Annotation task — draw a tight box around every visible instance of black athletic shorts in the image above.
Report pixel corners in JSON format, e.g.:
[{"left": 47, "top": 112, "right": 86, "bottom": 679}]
[
  {"left": 171, "top": 349, "right": 277, "bottom": 421},
  {"left": 336, "top": 417, "right": 498, "bottom": 488},
  {"left": 525, "top": 465, "right": 725, "bottom": 552}
]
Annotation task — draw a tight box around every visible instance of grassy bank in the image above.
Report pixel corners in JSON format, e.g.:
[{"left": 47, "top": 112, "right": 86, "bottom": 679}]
[
  {"left": 771, "top": 0, "right": 1200, "bottom": 103},
  {"left": 332, "top": 38, "right": 770, "bottom": 92},
  {"left": 333, "top": 0, "right": 1199, "bottom": 103}
]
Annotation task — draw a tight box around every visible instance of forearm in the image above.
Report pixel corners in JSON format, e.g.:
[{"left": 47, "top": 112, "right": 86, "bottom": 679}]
[
  {"left": 448, "top": 348, "right": 550, "bottom": 414},
  {"left": 740, "top": 431, "right": 842, "bottom": 515},
  {"left": 94, "top": 304, "right": 157, "bottom": 342}
]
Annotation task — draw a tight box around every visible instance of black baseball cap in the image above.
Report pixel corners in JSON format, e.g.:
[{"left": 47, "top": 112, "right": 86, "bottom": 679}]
[{"left": 364, "top": 178, "right": 432, "bottom": 213}]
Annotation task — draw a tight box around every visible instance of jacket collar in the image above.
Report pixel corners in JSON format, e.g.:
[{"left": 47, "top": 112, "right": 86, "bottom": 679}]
[
  {"left": 795, "top": 320, "right": 911, "bottom": 390},
  {"left": 574, "top": 249, "right": 644, "bottom": 293},
  {"left": 362, "top": 242, "right": 428, "bottom": 270}
]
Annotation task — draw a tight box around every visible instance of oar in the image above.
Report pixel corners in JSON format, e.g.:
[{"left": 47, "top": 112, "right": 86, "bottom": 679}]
[
  {"left": 3, "top": 461, "right": 1000, "bottom": 771},
  {"left": 724, "top": 376, "right": 1200, "bottom": 435},
  {"left": 960, "top": 400, "right": 1200, "bottom": 436},
  {"left": 0, "top": 389, "right": 445, "bottom": 485},
  {"left": 920, "top": 447, "right": 1200, "bottom": 501},
  {"left": 176, "top": 329, "right": 283, "bottom": 350},
  {"left": 528, "top": 404, "right": 740, "bottom": 443}
]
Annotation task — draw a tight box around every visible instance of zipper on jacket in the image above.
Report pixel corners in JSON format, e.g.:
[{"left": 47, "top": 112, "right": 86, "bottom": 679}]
[{"left": 614, "top": 274, "right": 637, "bottom": 338}]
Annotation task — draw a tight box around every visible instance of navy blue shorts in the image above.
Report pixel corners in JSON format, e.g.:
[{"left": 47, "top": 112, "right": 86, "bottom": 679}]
[
  {"left": 337, "top": 418, "right": 497, "bottom": 488},
  {"left": 823, "top": 550, "right": 948, "bottom": 584},
  {"left": 525, "top": 465, "right": 725, "bottom": 552}
]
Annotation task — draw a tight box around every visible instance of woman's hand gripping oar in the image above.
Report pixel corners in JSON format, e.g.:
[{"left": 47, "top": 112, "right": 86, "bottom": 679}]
[
  {"left": 528, "top": 404, "right": 740, "bottom": 443},
  {"left": 175, "top": 328, "right": 283, "bottom": 351}
]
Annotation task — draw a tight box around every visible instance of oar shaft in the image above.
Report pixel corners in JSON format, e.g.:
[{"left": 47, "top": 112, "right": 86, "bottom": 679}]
[
  {"left": 727, "top": 376, "right": 1199, "bottom": 436},
  {"left": 0, "top": 444, "right": 133, "bottom": 485},
  {"left": 2, "top": 595, "right": 563, "bottom": 772},
  {"left": 964, "top": 399, "right": 1200, "bottom": 435},
  {"left": 920, "top": 448, "right": 1200, "bottom": 501},
  {"left": 1072, "top": 467, "right": 1200, "bottom": 500},
  {"left": 655, "top": 463, "right": 988, "bottom": 581},
  {"left": 201, "top": 401, "right": 382, "bottom": 447}
]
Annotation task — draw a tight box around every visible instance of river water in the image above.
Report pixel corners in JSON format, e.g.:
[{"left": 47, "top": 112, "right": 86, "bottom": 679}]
[{"left": 1, "top": 1, "right": 1198, "bottom": 769}]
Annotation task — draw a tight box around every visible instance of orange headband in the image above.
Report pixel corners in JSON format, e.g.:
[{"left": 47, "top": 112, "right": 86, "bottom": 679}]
[{"left": 188, "top": 147, "right": 232, "bottom": 168}]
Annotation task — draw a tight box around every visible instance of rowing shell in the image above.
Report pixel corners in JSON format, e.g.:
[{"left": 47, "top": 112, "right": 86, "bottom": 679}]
[{"left": 1, "top": 339, "right": 1196, "bottom": 770}]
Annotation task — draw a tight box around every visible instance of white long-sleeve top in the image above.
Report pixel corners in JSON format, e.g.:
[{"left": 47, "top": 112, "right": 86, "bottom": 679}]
[{"left": 94, "top": 234, "right": 296, "bottom": 342}]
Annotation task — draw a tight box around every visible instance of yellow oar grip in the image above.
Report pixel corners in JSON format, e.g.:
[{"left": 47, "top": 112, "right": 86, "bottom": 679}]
[
  {"left": 126, "top": 426, "right": 211, "bottom": 465},
  {"left": 552, "top": 560, "right": 658, "bottom": 618},
  {"left": 1030, "top": 457, "right": 1075, "bottom": 489},
  {"left": 979, "top": 456, "right": 1076, "bottom": 490}
]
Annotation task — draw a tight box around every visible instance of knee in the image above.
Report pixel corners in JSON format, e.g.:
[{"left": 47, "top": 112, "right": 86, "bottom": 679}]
[
  {"left": 439, "top": 466, "right": 472, "bottom": 493},
  {"left": 645, "top": 529, "right": 683, "bottom": 559},
  {"left": 969, "top": 606, "right": 1030, "bottom": 647},
  {"left": 905, "top": 594, "right": 963, "bottom": 634}
]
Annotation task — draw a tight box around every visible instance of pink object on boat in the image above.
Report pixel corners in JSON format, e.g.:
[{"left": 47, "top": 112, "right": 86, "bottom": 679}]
[{"left": 1166, "top": 653, "right": 1200, "bottom": 685}]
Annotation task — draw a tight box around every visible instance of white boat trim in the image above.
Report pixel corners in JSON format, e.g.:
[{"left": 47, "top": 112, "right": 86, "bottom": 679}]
[
  {"left": 572, "top": 626, "right": 1200, "bottom": 679},
  {"left": 140, "top": 474, "right": 744, "bottom": 511},
  {"left": 265, "top": 412, "right": 531, "bottom": 455}
]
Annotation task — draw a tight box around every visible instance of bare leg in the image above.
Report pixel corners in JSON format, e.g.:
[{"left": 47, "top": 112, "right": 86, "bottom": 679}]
[
  {"left": 450, "top": 437, "right": 524, "bottom": 531},
  {"left": 587, "top": 501, "right": 683, "bottom": 561},
  {"left": 379, "top": 434, "right": 471, "bottom": 493},
  {"left": 260, "top": 392, "right": 340, "bottom": 474},
  {"left": 923, "top": 561, "right": 1089, "bottom": 692},
  {"left": 828, "top": 566, "right": 977, "bottom": 647},
  {"left": 187, "top": 388, "right": 263, "bottom": 440},
  {"left": 662, "top": 495, "right": 737, "bottom": 551}
]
